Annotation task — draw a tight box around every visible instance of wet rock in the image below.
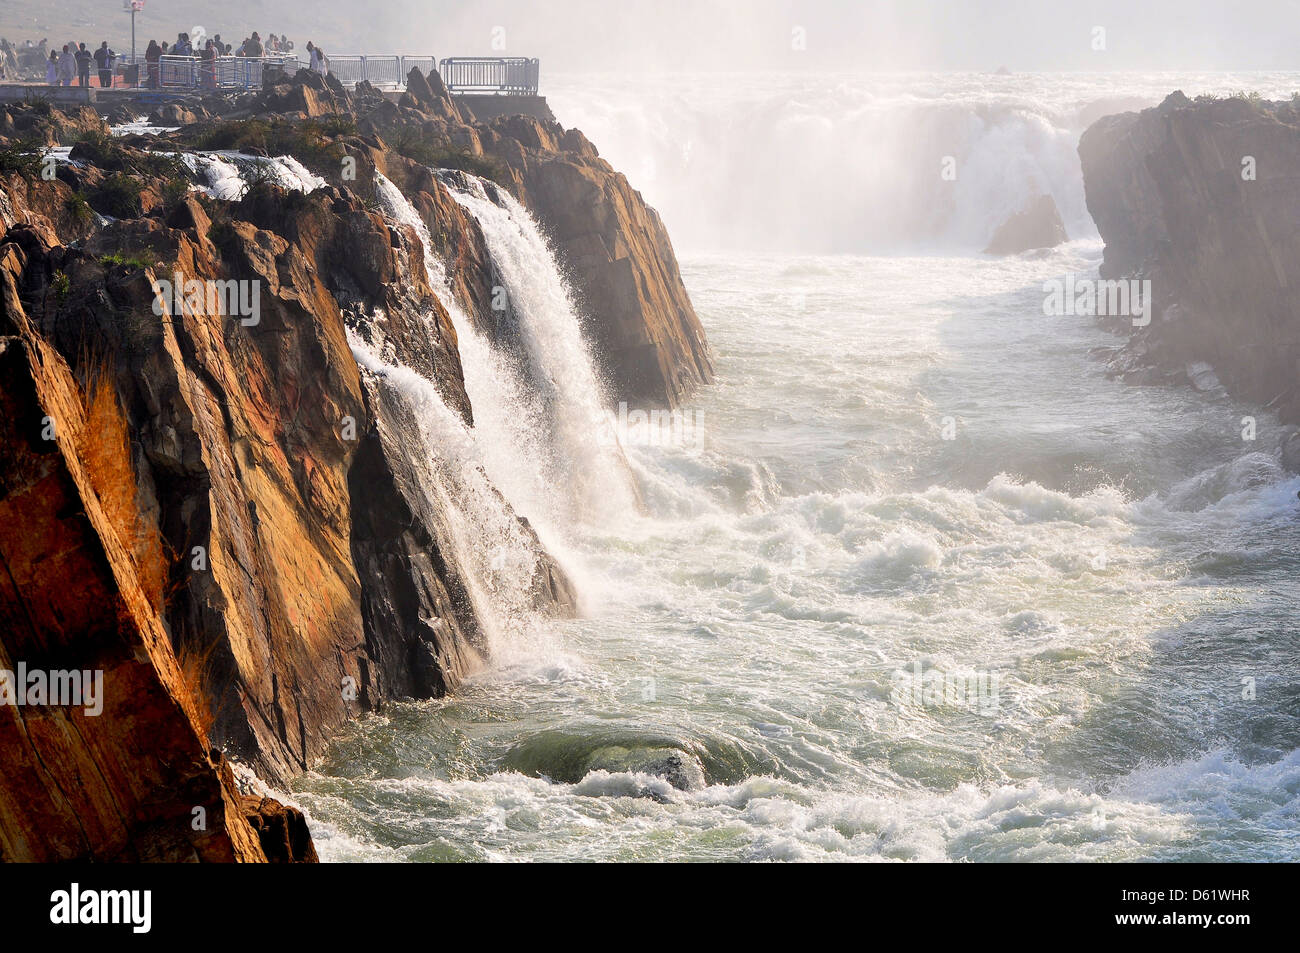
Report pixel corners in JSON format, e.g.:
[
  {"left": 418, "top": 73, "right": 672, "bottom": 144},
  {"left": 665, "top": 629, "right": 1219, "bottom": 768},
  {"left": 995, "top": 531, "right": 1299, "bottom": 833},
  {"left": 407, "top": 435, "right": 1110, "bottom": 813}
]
[
  {"left": 983, "top": 193, "right": 1068, "bottom": 255},
  {"left": 239, "top": 796, "right": 319, "bottom": 862},
  {"left": 585, "top": 746, "right": 707, "bottom": 792},
  {"left": 148, "top": 102, "right": 208, "bottom": 126}
]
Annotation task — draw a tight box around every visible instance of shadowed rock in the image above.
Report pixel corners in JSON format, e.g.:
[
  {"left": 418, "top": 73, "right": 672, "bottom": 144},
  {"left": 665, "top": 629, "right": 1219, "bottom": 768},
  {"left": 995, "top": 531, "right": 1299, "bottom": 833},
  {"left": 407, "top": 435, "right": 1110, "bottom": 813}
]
[
  {"left": 983, "top": 193, "right": 1067, "bottom": 255},
  {"left": 1079, "top": 91, "right": 1300, "bottom": 437}
]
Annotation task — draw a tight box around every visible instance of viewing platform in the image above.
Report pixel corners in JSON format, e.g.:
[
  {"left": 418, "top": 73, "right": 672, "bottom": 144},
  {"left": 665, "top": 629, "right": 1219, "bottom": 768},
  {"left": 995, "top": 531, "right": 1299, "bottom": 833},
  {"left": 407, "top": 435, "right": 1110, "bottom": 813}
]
[
  {"left": 0, "top": 53, "right": 551, "bottom": 122},
  {"left": 1, "top": 55, "right": 538, "bottom": 94},
  {"left": 1, "top": 54, "right": 550, "bottom": 120}
]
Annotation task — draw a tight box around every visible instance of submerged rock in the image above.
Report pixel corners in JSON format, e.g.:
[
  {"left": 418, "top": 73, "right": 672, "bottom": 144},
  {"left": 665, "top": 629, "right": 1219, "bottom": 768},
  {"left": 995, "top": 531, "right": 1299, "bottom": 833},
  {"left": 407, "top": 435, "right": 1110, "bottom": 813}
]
[
  {"left": 983, "top": 193, "right": 1068, "bottom": 255},
  {"left": 585, "top": 746, "right": 708, "bottom": 792}
]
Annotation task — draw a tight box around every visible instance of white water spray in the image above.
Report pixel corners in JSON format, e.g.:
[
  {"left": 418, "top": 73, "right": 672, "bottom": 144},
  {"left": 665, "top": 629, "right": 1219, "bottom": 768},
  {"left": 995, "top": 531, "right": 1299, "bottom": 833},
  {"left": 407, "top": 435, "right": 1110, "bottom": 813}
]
[
  {"left": 374, "top": 173, "right": 636, "bottom": 546},
  {"left": 183, "top": 152, "right": 326, "bottom": 200}
]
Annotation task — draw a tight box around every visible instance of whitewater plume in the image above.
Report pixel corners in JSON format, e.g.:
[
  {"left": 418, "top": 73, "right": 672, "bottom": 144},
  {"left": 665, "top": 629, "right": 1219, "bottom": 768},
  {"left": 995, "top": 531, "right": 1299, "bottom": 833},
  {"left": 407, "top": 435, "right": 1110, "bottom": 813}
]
[
  {"left": 374, "top": 172, "right": 638, "bottom": 542},
  {"left": 183, "top": 152, "right": 327, "bottom": 200},
  {"left": 545, "top": 71, "right": 1300, "bottom": 253},
  {"left": 347, "top": 328, "right": 563, "bottom": 653}
]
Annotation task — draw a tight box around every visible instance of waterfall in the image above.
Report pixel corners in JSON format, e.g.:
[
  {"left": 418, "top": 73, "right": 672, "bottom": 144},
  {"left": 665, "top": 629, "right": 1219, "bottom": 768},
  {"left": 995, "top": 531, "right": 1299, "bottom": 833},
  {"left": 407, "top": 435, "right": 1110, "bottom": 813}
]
[
  {"left": 183, "top": 152, "right": 327, "bottom": 200},
  {"left": 340, "top": 171, "right": 645, "bottom": 654},
  {"left": 437, "top": 173, "right": 639, "bottom": 524},
  {"left": 373, "top": 173, "right": 637, "bottom": 552},
  {"left": 347, "top": 329, "right": 557, "bottom": 652}
]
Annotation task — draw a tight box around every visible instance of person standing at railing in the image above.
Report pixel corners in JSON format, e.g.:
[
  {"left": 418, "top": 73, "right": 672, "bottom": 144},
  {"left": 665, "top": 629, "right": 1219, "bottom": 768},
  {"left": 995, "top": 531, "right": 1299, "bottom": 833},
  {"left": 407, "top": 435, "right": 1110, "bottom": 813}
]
[
  {"left": 57, "top": 44, "right": 76, "bottom": 86},
  {"left": 45, "top": 50, "right": 58, "bottom": 85},
  {"left": 199, "top": 39, "right": 217, "bottom": 89},
  {"left": 75, "top": 43, "right": 92, "bottom": 87},
  {"left": 246, "top": 32, "right": 264, "bottom": 58},
  {"left": 93, "top": 42, "right": 115, "bottom": 89},
  {"left": 307, "top": 43, "right": 328, "bottom": 76},
  {"left": 145, "top": 39, "right": 161, "bottom": 88}
]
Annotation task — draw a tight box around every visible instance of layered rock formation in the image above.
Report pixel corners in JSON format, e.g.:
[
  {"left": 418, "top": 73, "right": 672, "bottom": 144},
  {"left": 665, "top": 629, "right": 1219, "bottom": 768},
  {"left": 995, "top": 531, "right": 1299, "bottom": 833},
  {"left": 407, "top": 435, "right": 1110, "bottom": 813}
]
[
  {"left": 1079, "top": 91, "right": 1300, "bottom": 428},
  {"left": 0, "top": 247, "right": 311, "bottom": 861},
  {"left": 0, "top": 67, "right": 704, "bottom": 860}
]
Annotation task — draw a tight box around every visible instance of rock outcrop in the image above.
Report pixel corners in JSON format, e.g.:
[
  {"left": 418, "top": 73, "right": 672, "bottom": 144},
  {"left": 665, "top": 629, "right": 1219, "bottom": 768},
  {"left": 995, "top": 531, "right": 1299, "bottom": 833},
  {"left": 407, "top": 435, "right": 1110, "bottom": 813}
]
[
  {"left": 0, "top": 66, "right": 702, "bottom": 861},
  {"left": 0, "top": 262, "right": 271, "bottom": 861},
  {"left": 345, "top": 72, "right": 714, "bottom": 408},
  {"left": 983, "top": 193, "right": 1067, "bottom": 255},
  {"left": 1079, "top": 91, "right": 1300, "bottom": 426}
]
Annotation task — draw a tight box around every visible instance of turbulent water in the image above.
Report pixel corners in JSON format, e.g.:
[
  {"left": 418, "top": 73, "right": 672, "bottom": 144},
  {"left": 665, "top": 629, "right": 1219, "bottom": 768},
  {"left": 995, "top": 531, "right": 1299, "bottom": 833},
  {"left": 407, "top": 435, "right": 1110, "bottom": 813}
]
[{"left": 288, "top": 73, "right": 1300, "bottom": 862}]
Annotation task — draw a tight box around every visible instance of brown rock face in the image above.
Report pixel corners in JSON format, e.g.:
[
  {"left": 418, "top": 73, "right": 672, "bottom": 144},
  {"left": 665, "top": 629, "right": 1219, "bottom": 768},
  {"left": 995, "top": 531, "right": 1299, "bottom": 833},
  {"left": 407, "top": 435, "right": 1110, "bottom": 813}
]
[
  {"left": 983, "top": 193, "right": 1068, "bottom": 255},
  {"left": 239, "top": 795, "right": 319, "bottom": 862},
  {"left": 0, "top": 68, "right": 695, "bottom": 860},
  {"left": 1079, "top": 92, "right": 1300, "bottom": 427},
  {"left": 357, "top": 72, "right": 714, "bottom": 409},
  {"left": 0, "top": 271, "right": 267, "bottom": 862},
  {"left": 14, "top": 187, "right": 520, "bottom": 787},
  {"left": 0, "top": 103, "right": 106, "bottom": 147}
]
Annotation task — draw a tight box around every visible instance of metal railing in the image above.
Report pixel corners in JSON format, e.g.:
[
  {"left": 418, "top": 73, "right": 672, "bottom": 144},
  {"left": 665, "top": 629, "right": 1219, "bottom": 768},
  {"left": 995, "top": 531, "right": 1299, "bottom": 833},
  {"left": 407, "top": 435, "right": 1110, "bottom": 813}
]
[
  {"left": 134, "top": 54, "right": 528, "bottom": 92},
  {"left": 325, "top": 56, "right": 440, "bottom": 89},
  {"left": 438, "top": 57, "right": 539, "bottom": 95},
  {"left": 400, "top": 56, "right": 437, "bottom": 78},
  {"left": 154, "top": 54, "right": 300, "bottom": 90}
]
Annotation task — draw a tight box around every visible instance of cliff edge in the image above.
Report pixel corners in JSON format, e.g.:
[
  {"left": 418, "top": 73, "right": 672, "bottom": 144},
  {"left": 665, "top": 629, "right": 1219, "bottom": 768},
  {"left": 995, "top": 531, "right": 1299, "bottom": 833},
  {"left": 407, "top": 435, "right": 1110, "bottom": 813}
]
[
  {"left": 0, "top": 69, "right": 708, "bottom": 860},
  {"left": 1079, "top": 91, "right": 1300, "bottom": 436}
]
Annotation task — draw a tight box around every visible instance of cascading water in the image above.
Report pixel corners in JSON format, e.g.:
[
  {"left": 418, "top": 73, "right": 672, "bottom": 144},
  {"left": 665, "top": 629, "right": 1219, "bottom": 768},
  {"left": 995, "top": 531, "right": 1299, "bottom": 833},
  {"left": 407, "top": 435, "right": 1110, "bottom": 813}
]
[
  {"left": 183, "top": 152, "right": 326, "bottom": 200},
  {"left": 291, "top": 72, "right": 1300, "bottom": 863},
  {"left": 347, "top": 330, "right": 555, "bottom": 651},
  {"left": 373, "top": 173, "right": 636, "bottom": 550},
  {"left": 345, "top": 172, "right": 640, "bottom": 654},
  {"left": 546, "top": 70, "right": 1300, "bottom": 252},
  {"left": 438, "top": 173, "right": 640, "bottom": 525}
]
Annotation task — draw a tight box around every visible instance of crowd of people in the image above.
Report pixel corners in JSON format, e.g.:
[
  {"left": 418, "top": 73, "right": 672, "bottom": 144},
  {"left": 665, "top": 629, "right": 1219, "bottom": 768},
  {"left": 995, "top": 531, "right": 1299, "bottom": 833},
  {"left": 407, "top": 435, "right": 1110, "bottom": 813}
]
[
  {"left": 140, "top": 31, "right": 329, "bottom": 88},
  {"left": 6, "top": 30, "right": 331, "bottom": 89},
  {"left": 41, "top": 41, "right": 118, "bottom": 88}
]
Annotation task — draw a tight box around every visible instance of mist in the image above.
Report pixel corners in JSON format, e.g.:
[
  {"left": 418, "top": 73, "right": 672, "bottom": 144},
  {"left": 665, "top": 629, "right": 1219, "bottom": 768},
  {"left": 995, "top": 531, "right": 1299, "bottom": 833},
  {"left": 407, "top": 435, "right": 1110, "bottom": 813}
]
[{"left": 19, "top": 0, "right": 1300, "bottom": 73}]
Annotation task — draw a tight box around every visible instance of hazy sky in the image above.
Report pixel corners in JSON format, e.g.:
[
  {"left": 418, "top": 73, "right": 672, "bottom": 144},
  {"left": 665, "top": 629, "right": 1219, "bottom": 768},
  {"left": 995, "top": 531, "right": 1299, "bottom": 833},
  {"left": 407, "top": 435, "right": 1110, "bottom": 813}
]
[
  {"left": 12, "top": 1, "right": 1300, "bottom": 72},
  {"left": 339, "top": 0, "right": 1300, "bottom": 71}
]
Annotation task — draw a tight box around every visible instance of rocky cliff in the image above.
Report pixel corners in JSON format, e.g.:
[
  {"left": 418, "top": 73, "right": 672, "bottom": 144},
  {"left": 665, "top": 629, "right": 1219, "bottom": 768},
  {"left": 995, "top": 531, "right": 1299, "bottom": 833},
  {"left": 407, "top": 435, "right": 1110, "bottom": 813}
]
[
  {"left": 1079, "top": 91, "right": 1300, "bottom": 445},
  {"left": 0, "top": 68, "right": 707, "bottom": 860},
  {"left": 352, "top": 69, "right": 714, "bottom": 408}
]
